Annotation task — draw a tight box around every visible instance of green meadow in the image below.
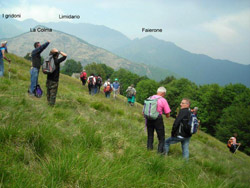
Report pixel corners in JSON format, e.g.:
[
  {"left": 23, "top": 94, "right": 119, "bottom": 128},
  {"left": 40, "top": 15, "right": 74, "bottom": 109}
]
[{"left": 0, "top": 54, "right": 250, "bottom": 187}]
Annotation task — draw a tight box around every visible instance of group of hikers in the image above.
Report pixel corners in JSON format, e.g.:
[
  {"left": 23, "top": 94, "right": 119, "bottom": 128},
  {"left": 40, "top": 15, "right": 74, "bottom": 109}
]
[
  {"left": 79, "top": 70, "right": 137, "bottom": 106},
  {"left": 0, "top": 40, "right": 241, "bottom": 157}
]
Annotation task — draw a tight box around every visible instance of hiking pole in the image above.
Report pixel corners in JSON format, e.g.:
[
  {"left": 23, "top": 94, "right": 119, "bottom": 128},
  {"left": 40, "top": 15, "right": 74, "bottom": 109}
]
[
  {"left": 8, "top": 62, "right": 11, "bottom": 79},
  {"left": 234, "top": 145, "right": 240, "bottom": 154}
]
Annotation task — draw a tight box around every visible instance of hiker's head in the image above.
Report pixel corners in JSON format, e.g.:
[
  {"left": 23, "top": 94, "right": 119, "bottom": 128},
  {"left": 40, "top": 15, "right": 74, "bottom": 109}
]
[
  {"left": 108, "top": 79, "right": 110, "bottom": 82},
  {"left": 91, "top": 73, "right": 94, "bottom": 76},
  {"left": 50, "top": 48, "right": 59, "bottom": 57},
  {"left": 115, "top": 78, "right": 118, "bottom": 82},
  {"left": 180, "top": 98, "right": 190, "bottom": 109},
  {"left": 1, "top": 41, "right": 7, "bottom": 47},
  {"left": 193, "top": 107, "right": 198, "bottom": 114},
  {"left": 157, "top": 86, "right": 167, "bottom": 97},
  {"left": 131, "top": 84, "right": 134, "bottom": 88},
  {"left": 34, "top": 42, "right": 40, "bottom": 48}
]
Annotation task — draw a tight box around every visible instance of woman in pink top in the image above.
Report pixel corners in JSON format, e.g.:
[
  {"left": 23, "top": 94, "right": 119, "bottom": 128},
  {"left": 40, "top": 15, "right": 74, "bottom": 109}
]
[{"left": 146, "top": 87, "right": 171, "bottom": 154}]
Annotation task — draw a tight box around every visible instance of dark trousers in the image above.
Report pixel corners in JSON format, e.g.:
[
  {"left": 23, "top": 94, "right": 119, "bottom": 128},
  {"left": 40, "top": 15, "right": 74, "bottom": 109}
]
[
  {"left": 147, "top": 116, "right": 165, "bottom": 154},
  {"left": 230, "top": 144, "right": 237, "bottom": 153},
  {"left": 81, "top": 77, "right": 86, "bottom": 86},
  {"left": 46, "top": 80, "right": 58, "bottom": 106}
]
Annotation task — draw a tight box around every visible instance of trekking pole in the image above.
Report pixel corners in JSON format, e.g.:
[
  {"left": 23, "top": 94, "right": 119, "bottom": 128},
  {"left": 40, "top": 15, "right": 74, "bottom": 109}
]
[
  {"left": 234, "top": 145, "right": 240, "bottom": 154},
  {"left": 8, "top": 62, "right": 11, "bottom": 79}
]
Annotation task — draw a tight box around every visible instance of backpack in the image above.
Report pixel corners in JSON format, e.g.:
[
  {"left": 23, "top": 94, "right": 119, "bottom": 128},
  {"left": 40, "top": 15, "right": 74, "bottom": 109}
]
[
  {"left": 42, "top": 55, "right": 56, "bottom": 74},
  {"left": 178, "top": 111, "right": 198, "bottom": 137},
  {"left": 227, "top": 139, "right": 233, "bottom": 148},
  {"left": 80, "top": 72, "right": 87, "bottom": 79},
  {"left": 126, "top": 88, "right": 134, "bottom": 98},
  {"left": 143, "top": 97, "right": 161, "bottom": 120},
  {"left": 96, "top": 77, "right": 102, "bottom": 85},
  {"left": 88, "top": 77, "right": 94, "bottom": 86},
  {"left": 104, "top": 84, "right": 112, "bottom": 92},
  {"left": 188, "top": 113, "right": 199, "bottom": 134},
  {"left": 35, "top": 84, "right": 43, "bottom": 98}
]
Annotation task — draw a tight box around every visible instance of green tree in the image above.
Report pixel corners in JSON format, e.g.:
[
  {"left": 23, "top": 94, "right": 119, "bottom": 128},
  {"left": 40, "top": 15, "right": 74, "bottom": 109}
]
[
  {"left": 84, "top": 62, "right": 106, "bottom": 79},
  {"left": 136, "top": 80, "right": 159, "bottom": 104},
  {"left": 61, "top": 59, "right": 83, "bottom": 76},
  {"left": 159, "top": 76, "right": 176, "bottom": 85},
  {"left": 197, "top": 84, "right": 224, "bottom": 135},
  {"left": 165, "top": 78, "right": 199, "bottom": 117},
  {"left": 100, "top": 64, "right": 114, "bottom": 79}
]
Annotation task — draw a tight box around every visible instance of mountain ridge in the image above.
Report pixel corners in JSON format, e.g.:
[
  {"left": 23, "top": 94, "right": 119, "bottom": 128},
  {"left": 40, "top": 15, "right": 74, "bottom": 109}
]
[
  {"left": 1, "top": 25, "right": 177, "bottom": 81},
  {"left": 1, "top": 19, "right": 249, "bottom": 86}
]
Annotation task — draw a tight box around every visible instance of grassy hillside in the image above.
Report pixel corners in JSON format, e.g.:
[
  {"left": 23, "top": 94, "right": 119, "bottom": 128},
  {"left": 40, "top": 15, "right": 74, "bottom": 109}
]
[{"left": 0, "top": 54, "right": 250, "bottom": 188}]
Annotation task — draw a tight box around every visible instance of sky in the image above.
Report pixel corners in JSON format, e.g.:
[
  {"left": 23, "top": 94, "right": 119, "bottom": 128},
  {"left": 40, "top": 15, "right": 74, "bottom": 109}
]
[{"left": 1, "top": 0, "right": 250, "bottom": 65}]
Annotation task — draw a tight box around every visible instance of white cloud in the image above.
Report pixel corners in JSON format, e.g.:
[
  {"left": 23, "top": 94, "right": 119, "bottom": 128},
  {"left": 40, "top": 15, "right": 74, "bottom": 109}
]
[
  {"left": 1, "top": 4, "right": 64, "bottom": 22},
  {"left": 203, "top": 9, "right": 250, "bottom": 43}
]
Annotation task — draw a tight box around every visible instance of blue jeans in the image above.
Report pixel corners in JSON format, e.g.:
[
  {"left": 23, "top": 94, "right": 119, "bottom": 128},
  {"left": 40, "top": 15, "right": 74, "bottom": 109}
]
[
  {"left": 0, "top": 58, "right": 4, "bottom": 77},
  {"left": 29, "top": 67, "right": 39, "bottom": 93},
  {"left": 165, "top": 136, "right": 191, "bottom": 159},
  {"left": 94, "top": 86, "right": 98, "bottom": 94},
  {"left": 105, "top": 92, "right": 111, "bottom": 98}
]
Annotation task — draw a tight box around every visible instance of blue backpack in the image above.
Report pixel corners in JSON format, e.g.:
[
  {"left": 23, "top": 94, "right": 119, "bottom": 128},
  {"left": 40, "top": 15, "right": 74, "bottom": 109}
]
[
  {"left": 35, "top": 84, "right": 43, "bottom": 98},
  {"left": 188, "top": 113, "right": 199, "bottom": 134}
]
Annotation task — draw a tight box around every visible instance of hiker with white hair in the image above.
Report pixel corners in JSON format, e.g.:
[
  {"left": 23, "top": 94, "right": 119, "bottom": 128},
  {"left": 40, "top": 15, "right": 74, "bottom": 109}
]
[
  {"left": 103, "top": 78, "right": 112, "bottom": 98},
  {"left": 143, "top": 86, "right": 171, "bottom": 154},
  {"left": 46, "top": 48, "right": 67, "bottom": 106},
  {"left": 0, "top": 41, "right": 11, "bottom": 77}
]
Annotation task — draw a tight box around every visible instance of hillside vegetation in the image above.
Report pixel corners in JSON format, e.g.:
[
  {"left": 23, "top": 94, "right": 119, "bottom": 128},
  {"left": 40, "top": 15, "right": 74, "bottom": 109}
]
[{"left": 0, "top": 54, "right": 250, "bottom": 187}]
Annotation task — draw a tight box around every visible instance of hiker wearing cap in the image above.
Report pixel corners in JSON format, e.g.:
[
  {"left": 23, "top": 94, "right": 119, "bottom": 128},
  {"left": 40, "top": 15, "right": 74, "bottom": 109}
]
[
  {"left": 143, "top": 86, "right": 171, "bottom": 154},
  {"left": 227, "top": 133, "right": 241, "bottom": 153},
  {"left": 165, "top": 98, "right": 192, "bottom": 159},
  {"left": 46, "top": 48, "right": 67, "bottom": 106},
  {"left": 126, "top": 84, "right": 136, "bottom": 106},
  {"left": 80, "top": 70, "right": 87, "bottom": 86},
  {"left": 113, "top": 78, "right": 120, "bottom": 98},
  {"left": 87, "top": 74, "right": 96, "bottom": 95},
  {"left": 0, "top": 41, "right": 11, "bottom": 77},
  {"left": 29, "top": 41, "right": 50, "bottom": 96},
  {"left": 103, "top": 79, "right": 112, "bottom": 98}
]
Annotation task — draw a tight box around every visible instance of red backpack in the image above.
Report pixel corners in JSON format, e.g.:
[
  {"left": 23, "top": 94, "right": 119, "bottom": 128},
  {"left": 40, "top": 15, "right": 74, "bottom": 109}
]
[
  {"left": 80, "top": 72, "right": 87, "bottom": 79},
  {"left": 104, "top": 84, "right": 112, "bottom": 92}
]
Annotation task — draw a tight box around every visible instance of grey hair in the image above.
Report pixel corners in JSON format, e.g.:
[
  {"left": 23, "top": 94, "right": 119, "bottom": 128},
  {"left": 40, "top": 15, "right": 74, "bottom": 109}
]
[{"left": 157, "top": 86, "right": 167, "bottom": 93}]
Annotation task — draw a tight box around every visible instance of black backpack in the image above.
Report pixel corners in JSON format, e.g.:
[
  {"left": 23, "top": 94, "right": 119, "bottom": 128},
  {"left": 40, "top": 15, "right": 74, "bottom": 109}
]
[
  {"left": 88, "top": 77, "right": 94, "bottom": 86},
  {"left": 42, "top": 55, "right": 56, "bottom": 74},
  {"left": 96, "top": 77, "right": 102, "bottom": 85}
]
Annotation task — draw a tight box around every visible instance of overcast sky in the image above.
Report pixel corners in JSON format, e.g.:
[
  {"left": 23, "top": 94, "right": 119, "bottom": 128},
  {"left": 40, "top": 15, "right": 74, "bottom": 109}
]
[{"left": 1, "top": 0, "right": 250, "bottom": 65}]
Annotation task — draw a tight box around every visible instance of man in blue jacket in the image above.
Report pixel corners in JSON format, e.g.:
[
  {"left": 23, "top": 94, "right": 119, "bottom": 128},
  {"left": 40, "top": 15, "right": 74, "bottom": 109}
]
[{"left": 29, "top": 41, "right": 50, "bottom": 96}]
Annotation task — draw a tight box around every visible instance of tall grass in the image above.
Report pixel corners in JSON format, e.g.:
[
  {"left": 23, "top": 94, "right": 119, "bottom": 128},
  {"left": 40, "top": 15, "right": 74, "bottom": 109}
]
[{"left": 0, "top": 54, "right": 250, "bottom": 187}]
